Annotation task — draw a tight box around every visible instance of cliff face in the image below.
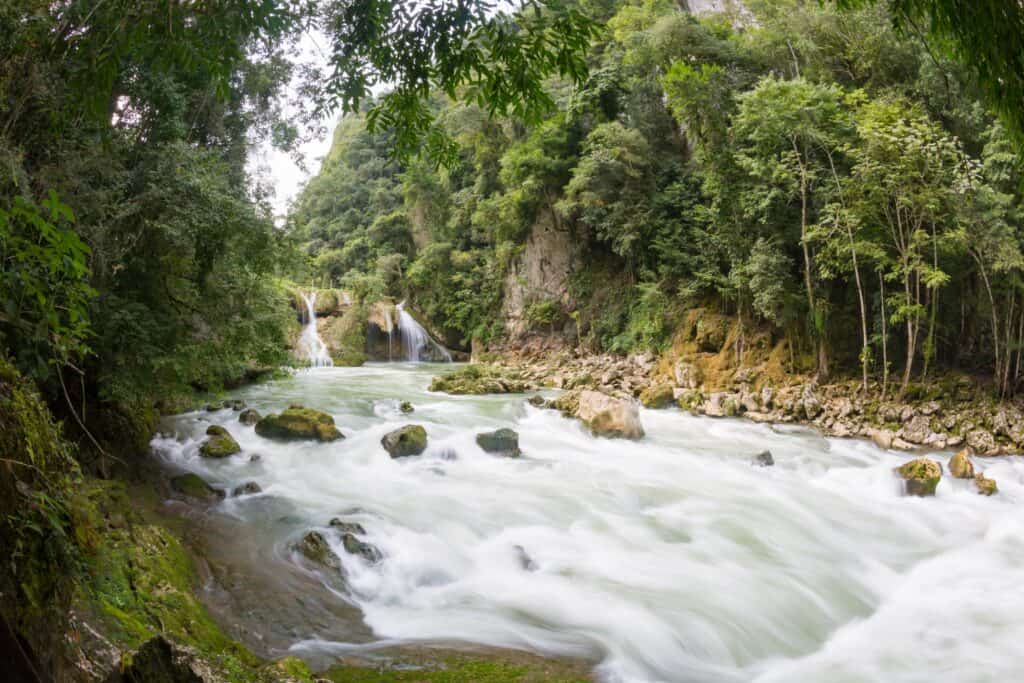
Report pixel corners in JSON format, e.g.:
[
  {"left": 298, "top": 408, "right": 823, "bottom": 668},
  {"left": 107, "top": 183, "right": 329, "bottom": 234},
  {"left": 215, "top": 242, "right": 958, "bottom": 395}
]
[{"left": 501, "top": 210, "right": 581, "bottom": 338}]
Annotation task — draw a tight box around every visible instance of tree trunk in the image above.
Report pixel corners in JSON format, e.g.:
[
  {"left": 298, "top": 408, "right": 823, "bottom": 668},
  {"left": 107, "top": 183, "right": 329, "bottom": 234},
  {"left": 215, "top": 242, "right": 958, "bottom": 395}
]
[
  {"left": 898, "top": 268, "right": 915, "bottom": 400},
  {"left": 879, "top": 271, "right": 889, "bottom": 401},
  {"left": 794, "top": 147, "right": 824, "bottom": 380}
]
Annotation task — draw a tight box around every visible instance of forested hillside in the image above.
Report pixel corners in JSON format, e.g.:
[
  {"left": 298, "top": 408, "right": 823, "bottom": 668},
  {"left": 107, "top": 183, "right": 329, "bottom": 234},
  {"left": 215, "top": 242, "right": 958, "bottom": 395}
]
[{"left": 291, "top": 0, "right": 1024, "bottom": 400}]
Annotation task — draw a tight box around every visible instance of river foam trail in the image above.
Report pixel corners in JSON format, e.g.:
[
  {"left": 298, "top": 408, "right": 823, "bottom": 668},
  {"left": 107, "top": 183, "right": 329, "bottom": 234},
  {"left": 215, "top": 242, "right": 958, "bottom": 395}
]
[{"left": 152, "top": 364, "right": 1024, "bottom": 683}]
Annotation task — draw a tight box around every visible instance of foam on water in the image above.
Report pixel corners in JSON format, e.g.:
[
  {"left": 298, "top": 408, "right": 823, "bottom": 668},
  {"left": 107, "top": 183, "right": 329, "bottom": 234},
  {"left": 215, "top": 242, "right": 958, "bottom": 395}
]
[{"left": 152, "top": 364, "right": 1024, "bottom": 683}]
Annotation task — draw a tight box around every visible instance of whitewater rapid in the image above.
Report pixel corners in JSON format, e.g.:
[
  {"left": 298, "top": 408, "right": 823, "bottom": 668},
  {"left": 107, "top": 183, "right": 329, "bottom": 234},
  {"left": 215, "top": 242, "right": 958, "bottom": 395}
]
[{"left": 151, "top": 364, "right": 1024, "bottom": 683}]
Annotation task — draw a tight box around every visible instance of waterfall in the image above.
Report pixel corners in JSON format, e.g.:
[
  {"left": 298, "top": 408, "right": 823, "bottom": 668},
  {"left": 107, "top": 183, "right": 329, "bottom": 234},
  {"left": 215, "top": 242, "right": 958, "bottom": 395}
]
[
  {"left": 298, "top": 291, "right": 333, "bottom": 367},
  {"left": 396, "top": 301, "right": 452, "bottom": 362}
]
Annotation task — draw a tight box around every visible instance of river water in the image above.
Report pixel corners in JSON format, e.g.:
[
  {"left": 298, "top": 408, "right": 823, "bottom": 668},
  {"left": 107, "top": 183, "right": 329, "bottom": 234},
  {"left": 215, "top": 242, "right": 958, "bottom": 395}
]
[{"left": 151, "top": 364, "right": 1024, "bottom": 683}]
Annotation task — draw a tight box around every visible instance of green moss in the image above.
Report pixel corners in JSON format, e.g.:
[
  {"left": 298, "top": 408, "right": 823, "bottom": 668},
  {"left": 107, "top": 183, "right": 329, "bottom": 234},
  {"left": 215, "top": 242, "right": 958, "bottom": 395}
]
[
  {"left": 639, "top": 383, "right": 674, "bottom": 409},
  {"left": 200, "top": 424, "right": 241, "bottom": 457},
  {"left": 170, "top": 473, "right": 223, "bottom": 501},
  {"left": 322, "top": 654, "right": 590, "bottom": 683},
  {"left": 897, "top": 458, "right": 942, "bottom": 496},
  {"left": 381, "top": 425, "right": 428, "bottom": 457},
  {"left": 430, "top": 365, "right": 533, "bottom": 395},
  {"left": 323, "top": 304, "right": 368, "bottom": 367},
  {"left": 255, "top": 405, "right": 343, "bottom": 442}
]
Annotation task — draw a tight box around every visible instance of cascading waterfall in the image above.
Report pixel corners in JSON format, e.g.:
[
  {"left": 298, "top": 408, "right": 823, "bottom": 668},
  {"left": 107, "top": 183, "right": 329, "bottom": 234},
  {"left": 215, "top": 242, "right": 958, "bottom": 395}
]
[
  {"left": 298, "top": 291, "right": 334, "bottom": 367},
  {"left": 396, "top": 301, "right": 452, "bottom": 362}
]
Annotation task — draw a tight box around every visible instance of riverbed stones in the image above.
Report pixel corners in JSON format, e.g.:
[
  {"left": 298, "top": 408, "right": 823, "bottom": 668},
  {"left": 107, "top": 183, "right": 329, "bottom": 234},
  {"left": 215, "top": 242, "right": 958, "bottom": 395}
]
[
  {"left": 897, "top": 458, "right": 942, "bottom": 497},
  {"left": 974, "top": 473, "right": 998, "bottom": 496},
  {"left": 199, "top": 425, "right": 241, "bottom": 458},
  {"left": 255, "top": 405, "right": 342, "bottom": 442},
  {"left": 898, "top": 415, "right": 934, "bottom": 445},
  {"left": 429, "top": 364, "right": 533, "bottom": 394},
  {"left": 381, "top": 424, "right": 428, "bottom": 457},
  {"left": 232, "top": 481, "right": 262, "bottom": 496},
  {"left": 966, "top": 428, "right": 997, "bottom": 455},
  {"left": 341, "top": 533, "right": 382, "bottom": 563},
  {"left": 639, "top": 383, "right": 675, "bottom": 409},
  {"left": 948, "top": 448, "right": 976, "bottom": 479},
  {"left": 476, "top": 428, "right": 521, "bottom": 457},
  {"left": 238, "top": 408, "right": 262, "bottom": 425},
  {"left": 296, "top": 531, "right": 340, "bottom": 570},
  {"left": 577, "top": 390, "right": 644, "bottom": 439},
  {"left": 752, "top": 450, "right": 774, "bottom": 467},
  {"left": 527, "top": 394, "right": 546, "bottom": 407},
  {"left": 170, "top": 473, "right": 224, "bottom": 502},
  {"left": 329, "top": 518, "right": 366, "bottom": 535}
]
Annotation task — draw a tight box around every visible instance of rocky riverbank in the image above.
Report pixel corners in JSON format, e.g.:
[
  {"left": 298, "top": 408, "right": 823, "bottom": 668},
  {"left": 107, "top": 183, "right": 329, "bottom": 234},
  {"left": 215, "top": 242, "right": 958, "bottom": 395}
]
[{"left": 469, "top": 342, "right": 1024, "bottom": 458}]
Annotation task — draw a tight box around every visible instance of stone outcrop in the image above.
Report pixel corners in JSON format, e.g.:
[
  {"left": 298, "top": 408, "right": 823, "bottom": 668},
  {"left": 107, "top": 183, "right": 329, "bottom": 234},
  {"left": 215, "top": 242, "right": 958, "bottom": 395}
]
[
  {"left": 429, "top": 364, "right": 534, "bottom": 394},
  {"left": 576, "top": 390, "right": 645, "bottom": 439},
  {"left": 639, "top": 383, "right": 674, "bottom": 409},
  {"left": 897, "top": 458, "right": 942, "bottom": 497},
  {"left": 199, "top": 425, "right": 241, "bottom": 458},
  {"left": 255, "top": 405, "right": 343, "bottom": 442},
  {"left": 381, "top": 425, "right": 428, "bottom": 457},
  {"left": 170, "top": 473, "right": 224, "bottom": 502},
  {"left": 476, "top": 428, "right": 522, "bottom": 457}
]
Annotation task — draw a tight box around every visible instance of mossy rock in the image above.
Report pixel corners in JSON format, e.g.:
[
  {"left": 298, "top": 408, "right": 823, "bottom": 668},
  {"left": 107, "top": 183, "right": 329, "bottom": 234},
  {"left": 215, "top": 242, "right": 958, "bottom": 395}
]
[
  {"left": 974, "top": 473, "right": 998, "bottom": 496},
  {"left": 255, "top": 405, "right": 343, "bottom": 442},
  {"left": 429, "top": 365, "right": 533, "bottom": 395},
  {"left": 341, "top": 532, "right": 383, "bottom": 563},
  {"left": 476, "top": 429, "right": 522, "bottom": 457},
  {"left": 639, "top": 383, "right": 674, "bottom": 409},
  {"left": 295, "top": 530, "right": 341, "bottom": 570},
  {"left": 948, "top": 448, "right": 975, "bottom": 479},
  {"left": 897, "top": 458, "right": 942, "bottom": 497},
  {"left": 381, "top": 425, "right": 428, "bottom": 457},
  {"left": 238, "top": 408, "right": 262, "bottom": 425},
  {"left": 170, "top": 473, "right": 224, "bottom": 502},
  {"left": 399, "top": 401, "right": 414, "bottom": 413},
  {"left": 199, "top": 425, "right": 241, "bottom": 458},
  {"left": 677, "top": 390, "right": 703, "bottom": 413}
]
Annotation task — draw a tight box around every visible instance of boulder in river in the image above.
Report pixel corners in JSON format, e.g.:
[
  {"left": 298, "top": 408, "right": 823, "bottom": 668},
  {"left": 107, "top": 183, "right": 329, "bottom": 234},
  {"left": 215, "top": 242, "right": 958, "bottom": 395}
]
[
  {"left": 399, "top": 401, "right": 414, "bottom": 413},
  {"left": 947, "top": 448, "right": 975, "bottom": 479},
  {"left": 170, "top": 473, "right": 224, "bottom": 502},
  {"left": 476, "top": 428, "right": 522, "bottom": 457},
  {"left": 199, "top": 425, "right": 241, "bottom": 458},
  {"left": 255, "top": 405, "right": 343, "bottom": 442},
  {"left": 527, "top": 394, "right": 547, "bottom": 408},
  {"left": 238, "top": 408, "right": 262, "bottom": 425},
  {"left": 974, "top": 473, "right": 998, "bottom": 496},
  {"left": 341, "top": 532, "right": 382, "bottom": 563},
  {"left": 229, "top": 399, "right": 246, "bottom": 411},
  {"left": 577, "top": 390, "right": 644, "bottom": 439},
  {"left": 381, "top": 424, "right": 428, "bottom": 457},
  {"left": 232, "top": 481, "right": 262, "bottom": 496},
  {"left": 751, "top": 450, "right": 774, "bottom": 467},
  {"left": 296, "top": 531, "right": 341, "bottom": 570},
  {"left": 428, "top": 364, "right": 533, "bottom": 394},
  {"left": 329, "top": 518, "right": 366, "bottom": 535},
  {"left": 639, "top": 383, "right": 675, "bottom": 409},
  {"left": 897, "top": 458, "right": 942, "bottom": 497}
]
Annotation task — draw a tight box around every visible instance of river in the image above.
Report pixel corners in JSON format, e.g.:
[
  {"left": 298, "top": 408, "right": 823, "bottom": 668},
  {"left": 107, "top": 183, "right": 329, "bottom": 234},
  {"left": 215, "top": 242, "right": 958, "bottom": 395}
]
[{"left": 151, "top": 363, "right": 1024, "bottom": 683}]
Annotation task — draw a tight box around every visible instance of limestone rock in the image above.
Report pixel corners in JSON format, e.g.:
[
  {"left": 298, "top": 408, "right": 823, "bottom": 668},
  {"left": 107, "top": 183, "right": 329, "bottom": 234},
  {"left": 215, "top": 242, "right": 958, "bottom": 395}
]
[
  {"left": 329, "top": 518, "right": 366, "bottom": 535},
  {"left": 341, "top": 532, "right": 383, "bottom": 563},
  {"left": 255, "top": 405, "right": 343, "bottom": 442},
  {"left": 639, "top": 383, "right": 675, "bottom": 409},
  {"left": 673, "top": 361, "right": 702, "bottom": 390},
  {"left": 429, "top": 364, "right": 533, "bottom": 394},
  {"left": 974, "top": 473, "right": 998, "bottom": 496},
  {"left": 576, "top": 390, "right": 645, "bottom": 439},
  {"left": 199, "top": 425, "right": 241, "bottom": 458},
  {"left": 897, "top": 458, "right": 942, "bottom": 497},
  {"left": 527, "top": 394, "right": 547, "bottom": 407},
  {"left": 898, "top": 415, "right": 934, "bottom": 445},
  {"left": 232, "top": 481, "right": 262, "bottom": 496},
  {"left": 966, "top": 429, "right": 997, "bottom": 455},
  {"left": 870, "top": 428, "right": 894, "bottom": 450},
  {"left": 476, "top": 428, "right": 522, "bottom": 457},
  {"left": 381, "top": 424, "right": 428, "bottom": 457},
  {"left": 947, "top": 448, "right": 975, "bottom": 479},
  {"left": 238, "top": 408, "right": 262, "bottom": 425}
]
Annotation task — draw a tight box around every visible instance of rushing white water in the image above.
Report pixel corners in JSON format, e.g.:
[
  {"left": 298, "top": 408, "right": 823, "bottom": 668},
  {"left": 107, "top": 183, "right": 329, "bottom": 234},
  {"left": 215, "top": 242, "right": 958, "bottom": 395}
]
[
  {"left": 395, "top": 301, "right": 451, "bottom": 362},
  {"left": 298, "top": 292, "right": 333, "bottom": 367},
  {"left": 152, "top": 365, "right": 1024, "bottom": 683}
]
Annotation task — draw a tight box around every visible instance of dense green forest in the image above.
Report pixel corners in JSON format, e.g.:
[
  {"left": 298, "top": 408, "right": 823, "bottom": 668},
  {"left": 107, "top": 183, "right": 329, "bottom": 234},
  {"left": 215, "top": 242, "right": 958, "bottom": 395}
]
[{"left": 291, "top": 0, "right": 1024, "bottom": 402}]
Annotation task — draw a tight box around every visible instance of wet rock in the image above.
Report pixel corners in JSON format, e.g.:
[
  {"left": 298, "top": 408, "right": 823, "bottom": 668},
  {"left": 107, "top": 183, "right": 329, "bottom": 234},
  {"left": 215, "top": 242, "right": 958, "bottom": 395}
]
[
  {"left": 110, "top": 635, "right": 208, "bottom": 683},
  {"left": 673, "top": 361, "right": 702, "bottom": 389},
  {"left": 992, "top": 409, "right": 1010, "bottom": 437},
  {"left": 677, "top": 389, "right": 703, "bottom": 413},
  {"left": 341, "top": 533, "right": 382, "bottom": 562},
  {"left": 897, "top": 458, "right": 942, "bottom": 497},
  {"left": 639, "top": 383, "right": 675, "bottom": 409},
  {"left": 329, "top": 518, "right": 366, "bottom": 535},
  {"left": 947, "top": 448, "right": 975, "bottom": 479},
  {"left": 514, "top": 544, "right": 537, "bottom": 571},
  {"left": 974, "top": 473, "right": 998, "bottom": 496},
  {"left": 296, "top": 531, "right": 340, "bottom": 570},
  {"left": 249, "top": 454, "right": 262, "bottom": 463},
  {"left": 704, "top": 392, "right": 740, "bottom": 418},
  {"left": 800, "top": 386, "right": 822, "bottom": 419},
  {"left": 438, "top": 447, "right": 458, "bottom": 460},
  {"left": 428, "top": 364, "right": 533, "bottom": 394},
  {"left": 229, "top": 399, "right": 246, "bottom": 411},
  {"left": 399, "top": 401, "right": 414, "bottom": 413},
  {"left": 238, "top": 408, "right": 262, "bottom": 425},
  {"left": 476, "top": 428, "right": 522, "bottom": 457},
  {"left": 869, "top": 428, "right": 895, "bottom": 450},
  {"left": 899, "top": 405, "right": 916, "bottom": 423},
  {"left": 577, "top": 390, "right": 644, "bottom": 439},
  {"left": 232, "top": 481, "right": 262, "bottom": 496},
  {"left": 255, "top": 405, "right": 343, "bottom": 442},
  {"left": 199, "top": 425, "right": 241, "bottom": 458},
  {"left": 204, "top": 403, "right": 221, "bottom": 412},
  {"left": 898, "top": 415, "right": 934, "bottom": 445},
  {"left": 170, "top": 473, "right": 224, "bottom": 502},
  {"left": 966, "top": 429, "right": 997, "bottom": 455},
  {"left": 751, "top": 450, "right": 774, "bottom": 467},
  {"left": 760, "top": 386, "right": 775, "bottom": 410},
  {"left": 381, "top": 424, "right": 428, "bottom": 457},
  {"left": 527, "top": 394, "right": 547, "bottom": 407},
  {"left": 919, "top": 401, "right": 941, "bottom": 416}
]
